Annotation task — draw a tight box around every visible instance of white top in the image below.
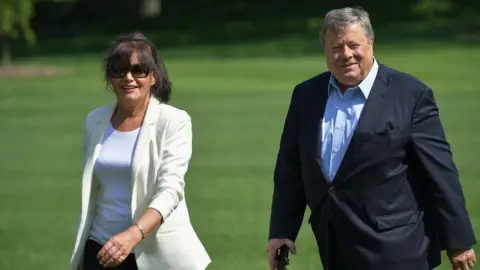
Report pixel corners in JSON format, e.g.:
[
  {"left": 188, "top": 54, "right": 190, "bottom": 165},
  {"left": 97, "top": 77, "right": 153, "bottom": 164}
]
[{"left": 89, "top": 123, "right": 141, "bottom": 245}]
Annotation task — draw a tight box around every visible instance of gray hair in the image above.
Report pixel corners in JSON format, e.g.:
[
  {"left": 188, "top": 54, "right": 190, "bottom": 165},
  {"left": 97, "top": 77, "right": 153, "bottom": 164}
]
[{"left": 320, "top": 7, "right": 375, "bottom": 46}]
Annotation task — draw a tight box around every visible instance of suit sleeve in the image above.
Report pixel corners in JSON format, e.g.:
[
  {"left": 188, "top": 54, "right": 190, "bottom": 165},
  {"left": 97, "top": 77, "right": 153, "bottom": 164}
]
[
  {"left": 269, "top": 86, "right": 307, "bottom": 241},
  {"left": 148, "top": 111, "right": 191, "bottom": 221},
  {"left": 410, "top": 87, "right": 477, "bottom": 249}
]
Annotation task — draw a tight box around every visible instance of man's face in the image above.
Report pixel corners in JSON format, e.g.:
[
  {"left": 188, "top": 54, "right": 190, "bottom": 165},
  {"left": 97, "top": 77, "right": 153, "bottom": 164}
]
[{"left": 324, "top": 23, "right": 374, "bottom": 89}]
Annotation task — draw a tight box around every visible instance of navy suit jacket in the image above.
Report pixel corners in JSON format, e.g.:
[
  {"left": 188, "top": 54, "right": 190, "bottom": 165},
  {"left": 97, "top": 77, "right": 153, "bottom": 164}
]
[{"left": 269, "top": 63, "right": 477, "bottom": 270}]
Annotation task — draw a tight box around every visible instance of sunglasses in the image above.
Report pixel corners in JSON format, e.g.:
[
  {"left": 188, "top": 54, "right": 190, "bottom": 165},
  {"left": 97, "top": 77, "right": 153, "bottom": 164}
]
[{"left": 108, "top": 63, "right": 151, "bottom": 78}]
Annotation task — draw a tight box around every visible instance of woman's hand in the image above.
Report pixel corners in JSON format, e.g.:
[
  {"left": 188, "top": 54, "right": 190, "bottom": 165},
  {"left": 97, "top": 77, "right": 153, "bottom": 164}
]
[
  {"left": 97, "top": 226, "right": 143, "bottom": 267},
  {"left": 97, "top": 208, "right": 163, "bottom": 267}
]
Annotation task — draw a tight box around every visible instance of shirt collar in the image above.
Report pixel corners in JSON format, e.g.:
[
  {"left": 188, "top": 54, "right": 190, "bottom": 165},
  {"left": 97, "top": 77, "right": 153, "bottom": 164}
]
[{"left": 328, "top": 57, "right": 379, "bottom": 99}]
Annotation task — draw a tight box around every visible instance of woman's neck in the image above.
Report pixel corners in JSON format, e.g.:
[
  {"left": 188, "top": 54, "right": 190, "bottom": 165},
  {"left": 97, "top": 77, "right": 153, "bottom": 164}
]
[{"left": 116, "top": 96, "right": 150, "bottom": 119}]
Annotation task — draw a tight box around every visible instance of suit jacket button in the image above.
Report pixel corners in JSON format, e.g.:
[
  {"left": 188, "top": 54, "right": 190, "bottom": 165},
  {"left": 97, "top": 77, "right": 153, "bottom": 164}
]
[{"left": 329, "top": 185, "right": 335, "bottom": 191}]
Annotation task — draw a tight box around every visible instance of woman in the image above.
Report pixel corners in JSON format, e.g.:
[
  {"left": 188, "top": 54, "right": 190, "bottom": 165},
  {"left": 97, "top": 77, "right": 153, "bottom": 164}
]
[{"left": 70, "top": 32, "right": 211, "bottom": 270}]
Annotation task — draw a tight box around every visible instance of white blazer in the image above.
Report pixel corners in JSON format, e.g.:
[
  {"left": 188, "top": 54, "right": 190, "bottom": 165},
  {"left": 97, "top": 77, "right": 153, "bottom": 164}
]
[{"left": 70, "top": 97, "right": 211, "bottom": 270}]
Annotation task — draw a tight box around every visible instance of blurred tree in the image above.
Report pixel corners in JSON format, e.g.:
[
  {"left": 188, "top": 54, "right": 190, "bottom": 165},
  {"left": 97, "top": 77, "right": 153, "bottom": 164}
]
[
  {"left": 0, "top": 0, "right": 34, "bottom": 66},
  {"left": 411, "top": 0, "right": 453, "bottom": 18},
  {"left": 0, "top": 0, "right": 75, "bottom": 67},
  {"left": 140, "top": 0, "right": 161, "bottom": 18}
]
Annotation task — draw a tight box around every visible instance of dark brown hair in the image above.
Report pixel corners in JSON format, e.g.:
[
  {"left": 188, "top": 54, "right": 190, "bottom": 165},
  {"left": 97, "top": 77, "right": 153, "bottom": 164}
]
[{"left": 104, "top": 32, "right": 172, "bottom": 103}]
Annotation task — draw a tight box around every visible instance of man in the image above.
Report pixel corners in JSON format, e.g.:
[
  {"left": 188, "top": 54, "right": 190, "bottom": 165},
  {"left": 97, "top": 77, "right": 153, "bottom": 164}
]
[{"left": 267, "top": 6, "right": 477, "bottom": 270}]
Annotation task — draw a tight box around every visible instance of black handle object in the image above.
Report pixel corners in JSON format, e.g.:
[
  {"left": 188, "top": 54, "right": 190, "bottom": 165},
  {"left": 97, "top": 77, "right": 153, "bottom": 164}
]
[{"left": 276, "top": 244, "right": 290, "bottom": 270}]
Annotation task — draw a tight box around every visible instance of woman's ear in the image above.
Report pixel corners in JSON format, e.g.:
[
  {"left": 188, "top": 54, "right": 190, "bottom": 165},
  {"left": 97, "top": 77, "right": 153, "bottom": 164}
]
[{"left": 150, "top": 74, "right": 156, "bottom": 86}]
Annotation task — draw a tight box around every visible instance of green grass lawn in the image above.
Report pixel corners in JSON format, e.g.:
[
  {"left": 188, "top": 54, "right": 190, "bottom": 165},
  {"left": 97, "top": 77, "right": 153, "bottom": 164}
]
[{"left": 0, "top": 42, "right": 479, "bottom": 270}]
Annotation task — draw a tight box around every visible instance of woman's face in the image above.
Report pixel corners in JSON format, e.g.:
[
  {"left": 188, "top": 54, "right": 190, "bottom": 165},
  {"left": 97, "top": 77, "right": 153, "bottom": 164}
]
[{"left": 108, "top": 52, "right": 156, "bottom": 106}]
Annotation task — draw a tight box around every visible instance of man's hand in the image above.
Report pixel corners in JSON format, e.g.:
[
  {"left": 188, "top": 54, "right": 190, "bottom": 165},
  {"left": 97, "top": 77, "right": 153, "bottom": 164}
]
[
  {"left": 97, "top": 226, "right": 143, "bottom": 267},
  {"left": 447, "top": 248, "right": 476, "bottom": 270},
  {"left": 267, "top": 238, "right": 296, "bottom": 270}
]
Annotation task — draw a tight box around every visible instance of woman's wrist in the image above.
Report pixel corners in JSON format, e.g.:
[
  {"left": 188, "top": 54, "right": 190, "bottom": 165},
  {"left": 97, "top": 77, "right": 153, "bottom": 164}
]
[
  {"left": 135, "top": 223, "right": 145, "bottom": 239},
  {"left": 128, "top": 224, "right": 145, "bottom": 243}
]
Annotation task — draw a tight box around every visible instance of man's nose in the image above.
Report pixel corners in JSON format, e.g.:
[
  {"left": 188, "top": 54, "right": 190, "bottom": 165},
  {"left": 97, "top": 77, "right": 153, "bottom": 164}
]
[{"left": 342, "top": 46, "right": 353, "bottom": 59}]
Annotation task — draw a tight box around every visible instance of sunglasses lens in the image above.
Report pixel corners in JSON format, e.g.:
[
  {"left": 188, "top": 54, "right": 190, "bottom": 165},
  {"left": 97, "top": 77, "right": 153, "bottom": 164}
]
[
  {"left": 110, "top": 70, "right": 124, "bottom": 78},
  {"left": 108, "top": 62, "right": 150, "bottom": 78},
  {"left": 131, "top": 65, "right": 149, "bottom": 78},
  {"left": 108, "top": 62, "right": 126, "bottom": 78}
]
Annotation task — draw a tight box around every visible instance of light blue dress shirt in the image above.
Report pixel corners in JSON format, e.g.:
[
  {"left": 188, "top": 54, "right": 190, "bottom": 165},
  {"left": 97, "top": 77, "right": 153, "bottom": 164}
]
[{"left": 321, "top": 59, "right": 379, "bottom": 182}]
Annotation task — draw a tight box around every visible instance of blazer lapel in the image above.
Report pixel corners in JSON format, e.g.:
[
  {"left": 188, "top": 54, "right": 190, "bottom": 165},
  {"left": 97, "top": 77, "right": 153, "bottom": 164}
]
[
  {"left": 89, "top": 104, "right": 116, "bottom": 164},
  {"left": 332, "top": 65, "right": 390, "bottom": 183},
  {"left": 130, "top": 97, "right": 162, "bottom": 209},
  {"left": 81, "top": 104, "right": 115, "bottom": 216}
]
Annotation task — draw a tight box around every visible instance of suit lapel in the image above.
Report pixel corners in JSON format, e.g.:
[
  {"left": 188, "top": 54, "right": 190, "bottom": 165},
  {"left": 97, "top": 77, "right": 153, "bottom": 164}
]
[
  {"left": 313, "top": 87, "right": 329, "bottom": 167},
  {"left": 332, "top": 64, "right": 390, "bottom": 183},
  {"left": 303, "top": 75, "right": 330, "bottom": 184}
]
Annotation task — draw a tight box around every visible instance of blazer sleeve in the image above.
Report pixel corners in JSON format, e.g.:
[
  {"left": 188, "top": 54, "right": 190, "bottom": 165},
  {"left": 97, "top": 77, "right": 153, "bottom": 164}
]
[
  {"left": 410, "top": 87, "right": 477, "bottom": 249},
  {"left": 82, "top": 116, "right": 90, "bottom": 168},
  {"left": 81, "top": 111, "right": 100, "bottom": 190},
  {"left": 269, "top": 86, "right": 307, "bottom": 241},
  {"left": 148, "top": 111, "right": 191, "bottom": 221}
]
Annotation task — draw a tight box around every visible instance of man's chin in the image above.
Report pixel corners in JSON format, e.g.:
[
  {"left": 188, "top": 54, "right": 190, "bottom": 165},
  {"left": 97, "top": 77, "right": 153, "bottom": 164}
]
[
  {"left": 338, "top": 74, "right": 361, "bottom": 86},
  {"left": 342, "top": 70, "right": 360, "bottom": 78}
]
